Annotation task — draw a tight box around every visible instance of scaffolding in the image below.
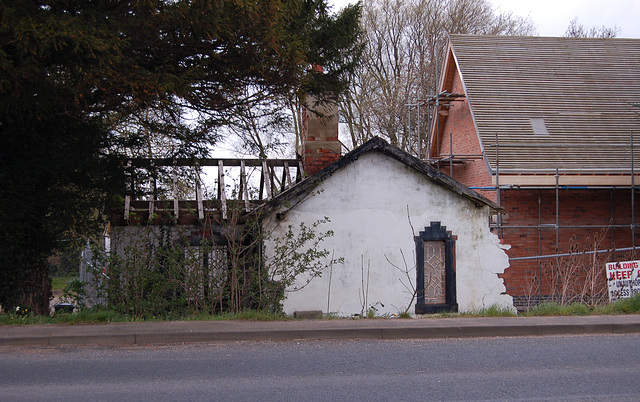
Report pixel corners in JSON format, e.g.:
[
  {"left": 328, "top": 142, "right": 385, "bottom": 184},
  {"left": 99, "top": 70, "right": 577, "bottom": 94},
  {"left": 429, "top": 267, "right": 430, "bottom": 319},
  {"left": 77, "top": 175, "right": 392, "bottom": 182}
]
[
  {"left": 406, "top": 91, "right": 467, "bottom": 163},
  {"left": 486, "top": 132, "right": 638, "bottom": 257},
  {"left": 408, "top": 88, "right": 640, "bottom": 307},
  {"left": 411, "top": 89, "right": 639, "bottom": 259}
]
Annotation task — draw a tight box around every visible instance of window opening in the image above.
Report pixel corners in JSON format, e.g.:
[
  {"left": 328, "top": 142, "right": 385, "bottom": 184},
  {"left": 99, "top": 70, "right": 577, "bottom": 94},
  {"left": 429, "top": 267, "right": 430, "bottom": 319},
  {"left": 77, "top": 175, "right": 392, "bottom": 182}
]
[{"left": 415, "top": 222, "right": 457, "bottom": 313}]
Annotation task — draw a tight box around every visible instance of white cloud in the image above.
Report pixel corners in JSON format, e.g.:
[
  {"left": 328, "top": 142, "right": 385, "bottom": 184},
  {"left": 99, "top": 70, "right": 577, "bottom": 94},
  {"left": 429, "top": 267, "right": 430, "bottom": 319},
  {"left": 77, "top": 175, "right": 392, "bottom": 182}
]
[
  {"left": 328, "top": 0, "right": 640, "bottom": 38},
  {"left": 491, "top": 0, "right": 639, "bottom": 38}
]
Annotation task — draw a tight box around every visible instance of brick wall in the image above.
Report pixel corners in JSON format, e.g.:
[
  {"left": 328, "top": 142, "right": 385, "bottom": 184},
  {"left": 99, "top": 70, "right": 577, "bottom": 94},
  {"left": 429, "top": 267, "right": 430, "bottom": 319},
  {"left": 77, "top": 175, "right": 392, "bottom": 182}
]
[
  {"left": 434, "top": 66, "right": 640, "bottom": 309},
  {"left": 499, "top": 188, "right": 640, "bottom": 309},
  {"left": 300, "top": 95, "right": 341, "bottom": 175},
  {"left": 436, "top": 68, "right": 495, "bottom": 201}
]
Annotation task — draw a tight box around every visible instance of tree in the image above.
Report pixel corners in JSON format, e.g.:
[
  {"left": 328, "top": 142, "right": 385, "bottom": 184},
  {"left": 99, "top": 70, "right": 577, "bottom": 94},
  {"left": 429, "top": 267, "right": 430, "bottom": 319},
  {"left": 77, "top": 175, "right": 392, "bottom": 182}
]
[
  {"left": 564, "top": 17, "right": 620, "bottom": 38},
  {"left": 340, "top": 0, "right": 535, "bottom": 154},
  {"left": 219, "top": 3, "right": 363, "bottom": 159},
  {"left": 0, "top": 0, "right": 362, "bottom": 314}
]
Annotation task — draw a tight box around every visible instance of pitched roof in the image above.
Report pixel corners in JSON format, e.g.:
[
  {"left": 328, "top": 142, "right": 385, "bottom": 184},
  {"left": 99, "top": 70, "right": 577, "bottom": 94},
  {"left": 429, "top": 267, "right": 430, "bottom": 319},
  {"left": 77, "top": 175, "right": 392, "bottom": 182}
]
[
  {"left": 443, "top": 34, "right": 640, "bottom": 175},
  {"left": 256, "top": 137, "right": 503, "bottom": 216}
]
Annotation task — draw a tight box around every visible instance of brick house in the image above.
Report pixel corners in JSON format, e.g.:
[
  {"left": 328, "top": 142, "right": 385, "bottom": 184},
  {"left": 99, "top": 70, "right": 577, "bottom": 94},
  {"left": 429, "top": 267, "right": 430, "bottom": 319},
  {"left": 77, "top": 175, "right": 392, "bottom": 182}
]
[{"left": 430, "top": 35, "right": 640, "bottom": 309}]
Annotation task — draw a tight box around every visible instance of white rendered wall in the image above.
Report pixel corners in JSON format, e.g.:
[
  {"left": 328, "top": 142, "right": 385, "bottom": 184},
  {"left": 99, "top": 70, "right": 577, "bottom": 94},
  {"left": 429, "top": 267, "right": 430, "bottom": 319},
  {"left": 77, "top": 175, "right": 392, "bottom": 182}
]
[{"left": 265, "top": 152, "right": 513, "bottom": 316}]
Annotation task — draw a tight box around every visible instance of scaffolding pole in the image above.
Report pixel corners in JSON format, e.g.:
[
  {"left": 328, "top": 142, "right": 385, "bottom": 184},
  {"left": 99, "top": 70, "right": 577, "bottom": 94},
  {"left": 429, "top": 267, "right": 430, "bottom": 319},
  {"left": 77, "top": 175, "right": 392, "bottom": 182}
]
[
  {"left": 460, "top": 130, "right": 640, "bottom": 269},
  {"left": 632, "top": 130, "right": 636, "bottom": 258},
  {"left": 495, "top": 134, "right": 502, "bottom": 238}
]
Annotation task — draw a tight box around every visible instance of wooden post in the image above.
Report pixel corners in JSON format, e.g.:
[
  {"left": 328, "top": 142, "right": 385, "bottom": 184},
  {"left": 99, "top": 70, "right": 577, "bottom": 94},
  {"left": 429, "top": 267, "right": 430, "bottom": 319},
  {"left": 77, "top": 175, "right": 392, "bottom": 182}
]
[
  {"left": 240, "top": 160, "right": 249, "bottom": 212},
  {"left": 195, "top": 167, "right": 204, "bottom": 220},
  {"left": 124, "top": 160, "right": 131, "bottom": 221},
  {"left": 262, "top": 160, "right": 272, "bottom": 200},
  {"left": 218, "top": 160, "right": 227, "bottom": 219},
  {"left": 172, "top": 167, "right": 179, "bottom": 219},
  {"left": 284, "top": 161, "right": 293, "bottom": 187}
]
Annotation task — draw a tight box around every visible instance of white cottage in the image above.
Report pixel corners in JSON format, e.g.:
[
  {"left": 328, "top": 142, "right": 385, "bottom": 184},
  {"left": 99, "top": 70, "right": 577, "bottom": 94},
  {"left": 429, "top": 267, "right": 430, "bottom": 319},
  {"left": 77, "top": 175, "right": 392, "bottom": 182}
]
[{"left": 260, "top": 137, "right": 513, "bottom": 317}]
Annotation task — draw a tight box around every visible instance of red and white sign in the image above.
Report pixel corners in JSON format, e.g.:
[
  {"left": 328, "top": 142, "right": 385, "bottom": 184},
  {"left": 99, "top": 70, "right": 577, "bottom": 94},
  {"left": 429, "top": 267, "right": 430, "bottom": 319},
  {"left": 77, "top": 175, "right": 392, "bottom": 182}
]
[{"left": 605, "top": 260, "right": 640, "bottom": 302}]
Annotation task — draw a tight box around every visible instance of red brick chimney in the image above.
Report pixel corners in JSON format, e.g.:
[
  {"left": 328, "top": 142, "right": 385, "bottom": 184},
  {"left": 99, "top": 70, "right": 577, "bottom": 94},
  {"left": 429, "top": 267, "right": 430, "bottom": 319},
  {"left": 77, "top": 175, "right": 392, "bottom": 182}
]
[{"left": 300, "top": 94, "right": 341, "bottom": 175}]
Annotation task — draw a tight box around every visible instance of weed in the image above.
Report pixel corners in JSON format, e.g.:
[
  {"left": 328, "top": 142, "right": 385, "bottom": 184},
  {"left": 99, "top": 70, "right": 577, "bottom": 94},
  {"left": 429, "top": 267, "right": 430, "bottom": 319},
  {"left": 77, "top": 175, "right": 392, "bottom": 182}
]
[
  {"left": 475, "top": 305, "right": 518, "bottom": 317},
  {"left": 595, "top": 294, "right": 640, "bottom": 314},
  {"left": 450, "top": 305, "right": 517, "bottom": 317},
  {"left": 523, "top": 302, "right": 592, "bottom": 316}
]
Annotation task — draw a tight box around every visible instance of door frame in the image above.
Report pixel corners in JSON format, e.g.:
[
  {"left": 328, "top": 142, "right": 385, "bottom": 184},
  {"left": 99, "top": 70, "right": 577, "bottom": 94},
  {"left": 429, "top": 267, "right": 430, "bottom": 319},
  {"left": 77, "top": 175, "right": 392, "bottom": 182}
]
[{"left": 415, "top": 221, "right": 457, "bottom": 314}]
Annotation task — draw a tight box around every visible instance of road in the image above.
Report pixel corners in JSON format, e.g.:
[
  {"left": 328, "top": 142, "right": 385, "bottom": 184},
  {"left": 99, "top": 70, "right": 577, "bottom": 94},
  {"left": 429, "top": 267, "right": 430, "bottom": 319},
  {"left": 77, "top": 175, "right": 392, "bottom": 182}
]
[{"left": 1, "top": 334, "right": 639, "bottom": 401}]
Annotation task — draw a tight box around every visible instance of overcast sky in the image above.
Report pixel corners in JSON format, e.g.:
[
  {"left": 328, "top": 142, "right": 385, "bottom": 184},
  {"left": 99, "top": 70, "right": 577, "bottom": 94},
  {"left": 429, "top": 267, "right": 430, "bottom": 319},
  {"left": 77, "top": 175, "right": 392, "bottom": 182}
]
[{"left": 329, "top": 0, "right": 640, "bottom": 38}]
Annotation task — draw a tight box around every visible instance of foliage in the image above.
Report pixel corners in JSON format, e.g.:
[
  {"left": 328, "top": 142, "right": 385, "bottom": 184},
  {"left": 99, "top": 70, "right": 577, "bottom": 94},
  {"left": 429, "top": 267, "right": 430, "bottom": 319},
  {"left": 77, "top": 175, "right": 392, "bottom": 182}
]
[
  {"left": 0, "top": 0, "right": 362, "bottom": 314},
  {"left": 61, "top": 276, "right": 88, "bottom": 310},
  {"left": 104, "top": 226, "right": 220, "bottom": 318},
  {"left": 219, "top": 2, "right": 364, "bottom": 158},
  {"left": 48, "top": 240, "right": 87, "bottom": 278},
  {"left": 266, "top": 218, "right": 342, "bottom": 294},
  {"left": 99, "top": 216, "right": 340, "bottom": 318}
]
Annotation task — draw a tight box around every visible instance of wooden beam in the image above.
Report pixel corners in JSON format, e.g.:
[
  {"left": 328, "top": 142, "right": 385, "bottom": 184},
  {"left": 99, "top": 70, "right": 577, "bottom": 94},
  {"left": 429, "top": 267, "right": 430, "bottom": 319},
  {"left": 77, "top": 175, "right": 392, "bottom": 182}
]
[
  {"left": 195, "top": 168, "right": 204, "bottom": 220},
  {"left": 262, "top": 160, "right": 272, "bottom": 200},
  {"left": 269, "top": 163, "right": 276, "bottom": 197},
  {"left": 124, "top": 195, "right": 131, "bottom": 221},
  {"left": 172, "top": 168, "right": 179, "bottom": 218},
  {"left": 130, "top": 157, "right": 300, "bottom": 168},
  {"left": 284, "top": 161, "right": 292, "bottom": 189},
  {"left": 218, "top": 160, "right": 227, "bottom": 219},
  {"left": 258, "top": 164, "right": 265, "bottom": 200},
  {"left": 240, "top": 160, "right": 249, "bottom": 212},
  {"left": 493, "top": 174, "right": 640, "bottom": 187}
]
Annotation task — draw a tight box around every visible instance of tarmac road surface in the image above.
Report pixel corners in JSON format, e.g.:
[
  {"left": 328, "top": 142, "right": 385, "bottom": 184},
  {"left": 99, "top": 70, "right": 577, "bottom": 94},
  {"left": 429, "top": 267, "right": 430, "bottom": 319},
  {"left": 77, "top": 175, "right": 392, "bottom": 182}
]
[{"left": 1, "top": 334, "right": 639, "bottom": 401}]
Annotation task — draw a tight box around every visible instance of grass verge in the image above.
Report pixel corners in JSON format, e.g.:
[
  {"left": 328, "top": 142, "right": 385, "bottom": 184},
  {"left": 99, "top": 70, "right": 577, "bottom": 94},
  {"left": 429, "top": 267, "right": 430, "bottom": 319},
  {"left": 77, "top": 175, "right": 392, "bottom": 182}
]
[
  {"left": 51, "top": 276, "right": 73, "bottom": 291},
  {"left": 0, "top": 308, "right": 289, "bottom": 325},
  {"left": 2, "top": 295, "right": 640, "bottom": 325}
]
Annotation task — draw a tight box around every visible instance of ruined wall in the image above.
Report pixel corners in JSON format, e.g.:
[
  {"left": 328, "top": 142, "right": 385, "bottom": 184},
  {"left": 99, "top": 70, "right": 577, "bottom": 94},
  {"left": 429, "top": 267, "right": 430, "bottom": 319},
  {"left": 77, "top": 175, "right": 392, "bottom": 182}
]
[{"left": 264, "top": 151, "right": 513, "bottom": 317}]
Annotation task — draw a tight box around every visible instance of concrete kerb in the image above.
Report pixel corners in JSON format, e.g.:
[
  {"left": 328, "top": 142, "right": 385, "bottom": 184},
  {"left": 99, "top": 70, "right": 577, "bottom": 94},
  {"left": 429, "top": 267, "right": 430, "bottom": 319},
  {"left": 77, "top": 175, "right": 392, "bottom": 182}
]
[
  {"left": 2, "top": 316, "right": 640, "bottom": 347},
  {"left": 613, "top": 323, "right": 640, "bottom": 333}
]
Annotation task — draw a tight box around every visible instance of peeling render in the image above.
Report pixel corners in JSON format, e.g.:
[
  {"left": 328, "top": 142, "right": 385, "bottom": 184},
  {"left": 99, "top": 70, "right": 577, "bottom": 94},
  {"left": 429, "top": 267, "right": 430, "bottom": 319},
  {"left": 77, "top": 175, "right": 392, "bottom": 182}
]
[{"left": 265, "top": 151, "right": 514, "bottom": 317}]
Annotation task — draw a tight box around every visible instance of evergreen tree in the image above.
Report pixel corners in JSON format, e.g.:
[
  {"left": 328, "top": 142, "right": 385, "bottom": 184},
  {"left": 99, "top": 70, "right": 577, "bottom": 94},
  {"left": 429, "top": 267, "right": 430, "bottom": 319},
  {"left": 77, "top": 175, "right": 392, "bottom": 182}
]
[{"left": 0, "top": 0, "right": 362, "bottom": 314}]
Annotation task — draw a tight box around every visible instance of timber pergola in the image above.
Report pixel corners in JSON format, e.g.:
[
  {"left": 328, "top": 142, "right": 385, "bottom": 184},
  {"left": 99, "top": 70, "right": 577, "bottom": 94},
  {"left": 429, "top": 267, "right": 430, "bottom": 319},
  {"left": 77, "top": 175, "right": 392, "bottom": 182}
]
[{"left": 121, "top": 157, "right": 304, "bottom": 223}]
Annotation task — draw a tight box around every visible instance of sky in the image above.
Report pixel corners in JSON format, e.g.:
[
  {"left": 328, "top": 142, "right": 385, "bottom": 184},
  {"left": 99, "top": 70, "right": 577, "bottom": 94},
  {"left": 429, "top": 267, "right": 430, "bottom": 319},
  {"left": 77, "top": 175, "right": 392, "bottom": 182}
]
[{"left": 329, "top": 0, "right": 640, "bottom": 38}]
